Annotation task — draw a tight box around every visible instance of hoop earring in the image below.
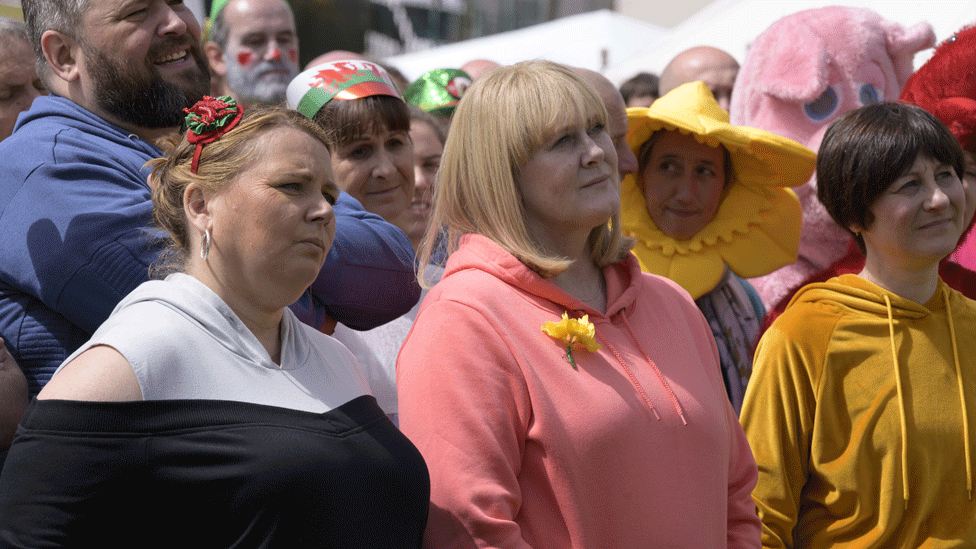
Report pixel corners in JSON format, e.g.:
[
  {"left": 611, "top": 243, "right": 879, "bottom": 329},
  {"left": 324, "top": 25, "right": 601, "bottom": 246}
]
[{"left": 201, "top": 229, "right": 211, "bottom": 261}]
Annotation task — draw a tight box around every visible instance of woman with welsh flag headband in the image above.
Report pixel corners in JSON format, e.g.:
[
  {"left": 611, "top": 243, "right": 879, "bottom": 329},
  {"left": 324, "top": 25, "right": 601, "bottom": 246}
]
[
  {"left": 287, "top": 59, "right": 415, "bottom": 225},
  {"left": 287, "top": 60, "right": 417, "bottom": 422}
]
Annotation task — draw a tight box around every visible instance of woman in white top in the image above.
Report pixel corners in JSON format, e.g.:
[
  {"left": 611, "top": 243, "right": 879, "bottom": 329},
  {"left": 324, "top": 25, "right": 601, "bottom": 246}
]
[{"left": 0, "top": 99, "right": 429, "bottom": 548}]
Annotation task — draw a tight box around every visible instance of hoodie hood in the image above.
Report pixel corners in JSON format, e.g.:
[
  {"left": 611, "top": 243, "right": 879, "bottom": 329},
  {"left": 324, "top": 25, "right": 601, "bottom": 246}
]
[
  {"left": 443, "top": 234, "right": 644, "bottom": 320},
  {"left": 13, "top": 95, "right": 162, "bottom": 158},
  {"left": 790, "top": 273, "right": 971, "bottom": 503},
  {"left": 787, "top": 273, "right": 933, "bottom": 320},
  {"left": 113, "top": 273, "right": 313, "bottom": 371}
]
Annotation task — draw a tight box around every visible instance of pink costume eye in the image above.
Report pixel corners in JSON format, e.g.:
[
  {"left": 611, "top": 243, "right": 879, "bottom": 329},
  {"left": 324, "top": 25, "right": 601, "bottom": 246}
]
[
  {"left": 803, "top": 86, "right": 840, "bottom": 122},
  {"left": 858, "top": 83, "right": 880, "bottom": 106}
]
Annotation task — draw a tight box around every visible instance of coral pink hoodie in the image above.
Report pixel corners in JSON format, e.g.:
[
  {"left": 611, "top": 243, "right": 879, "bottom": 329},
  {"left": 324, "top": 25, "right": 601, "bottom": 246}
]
[{"left": 397, "top": 234, "right": 759, "bottom": 548}]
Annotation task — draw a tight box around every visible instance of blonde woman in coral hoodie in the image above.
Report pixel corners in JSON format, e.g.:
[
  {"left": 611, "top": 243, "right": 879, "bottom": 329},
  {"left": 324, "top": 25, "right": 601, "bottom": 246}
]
[
  {"left": 741, "top": 102, "right": 976, "bottom": 548},
  {"left": 396, "top": 60, "right": 760, "bottom": 549}
]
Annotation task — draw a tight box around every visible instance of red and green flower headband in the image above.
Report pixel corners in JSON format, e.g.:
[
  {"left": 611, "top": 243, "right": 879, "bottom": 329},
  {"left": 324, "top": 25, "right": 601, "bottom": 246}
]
[{"left": 183, "top": 95, "right": 244, "bottom": 174}]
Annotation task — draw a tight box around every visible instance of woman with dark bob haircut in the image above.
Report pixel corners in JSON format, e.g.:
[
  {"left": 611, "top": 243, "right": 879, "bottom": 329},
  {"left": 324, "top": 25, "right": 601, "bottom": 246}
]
[
  {"left": 741, "top": 101, "right": 976, "bottom": 548},
  {"left": 816, "top": 102, "right": 966, "bottom": 256}
]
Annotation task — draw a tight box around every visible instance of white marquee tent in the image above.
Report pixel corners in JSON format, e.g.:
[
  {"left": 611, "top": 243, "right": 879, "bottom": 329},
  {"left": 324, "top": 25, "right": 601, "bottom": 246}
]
[
  {"left": 383, "top": 9, "right": 667, "bottom": 82},
  {"left": 383, "top": 1, "right": 976, "bottom": 87},
  {"left": 603, "top": 0, "right": 976, "bottom": 85}
]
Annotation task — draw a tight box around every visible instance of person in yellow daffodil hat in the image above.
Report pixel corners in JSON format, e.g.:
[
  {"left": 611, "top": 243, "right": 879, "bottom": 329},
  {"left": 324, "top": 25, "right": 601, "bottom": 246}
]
[{"left": 622, "top": 80, "right": 815, "bottom": 412}]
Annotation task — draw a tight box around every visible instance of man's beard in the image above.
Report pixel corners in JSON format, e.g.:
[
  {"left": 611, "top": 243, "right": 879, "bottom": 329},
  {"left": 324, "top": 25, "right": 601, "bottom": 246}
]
[
  {"left": 225, "top": 59, "right": 295, "bottom": 106},
  {"left": 85, "top": 38, "right": 211, "bottom": 129}
]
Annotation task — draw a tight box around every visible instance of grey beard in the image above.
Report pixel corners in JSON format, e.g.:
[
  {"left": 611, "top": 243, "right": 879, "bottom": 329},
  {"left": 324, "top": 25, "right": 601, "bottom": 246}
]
[{"left": 225, "top": 61, "right": 295, "bottom": 106}]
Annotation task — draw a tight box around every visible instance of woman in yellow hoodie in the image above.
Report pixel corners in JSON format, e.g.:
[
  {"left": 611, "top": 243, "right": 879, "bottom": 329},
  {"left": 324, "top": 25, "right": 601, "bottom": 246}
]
[{"left": 741, "top": 102, "right": 976, "bottom": 548}]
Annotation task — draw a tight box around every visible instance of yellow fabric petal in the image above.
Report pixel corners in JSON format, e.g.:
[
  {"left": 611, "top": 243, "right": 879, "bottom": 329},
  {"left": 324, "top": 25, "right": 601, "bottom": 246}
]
[
  {"left": 542, "top": 325, "right": 568, "bottom": 341},
  {"left": 579, "top": 338, "right": 602, "bottom": 353},
  {"left": 569, "top": 315, "right": 601, "bottom": 352}
]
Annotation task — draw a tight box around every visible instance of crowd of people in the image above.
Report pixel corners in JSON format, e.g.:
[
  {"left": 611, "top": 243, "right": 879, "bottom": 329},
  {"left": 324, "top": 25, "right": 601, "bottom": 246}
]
[{"left": 0, "top": 0, "right": 975, "bottom": 547}]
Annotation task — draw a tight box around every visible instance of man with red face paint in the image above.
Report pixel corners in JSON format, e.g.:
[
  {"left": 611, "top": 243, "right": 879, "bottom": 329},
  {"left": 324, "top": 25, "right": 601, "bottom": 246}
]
[{"left": 205, "top": 0, "right": 300, "bottom": 106}]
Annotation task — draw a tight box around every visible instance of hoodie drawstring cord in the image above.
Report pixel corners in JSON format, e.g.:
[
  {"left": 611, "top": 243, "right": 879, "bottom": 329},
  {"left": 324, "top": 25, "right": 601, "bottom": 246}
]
[
  {"left": 886, "top": 289, "right": 974, "bottom": 505},
  {"left": 596, "top": 313, "right": 687, "bottom": 425},
  {"left": 884, "top": 294, "right": 910, "bottom": 507},
  {"left": 944, "top": 290, "right": 973, "bottom": 500}
]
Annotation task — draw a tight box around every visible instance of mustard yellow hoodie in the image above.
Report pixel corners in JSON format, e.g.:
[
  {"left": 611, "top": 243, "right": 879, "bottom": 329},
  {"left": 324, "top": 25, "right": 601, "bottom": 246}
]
[{"left": 741, "top": 274, "right": 976, "bottom": 548}]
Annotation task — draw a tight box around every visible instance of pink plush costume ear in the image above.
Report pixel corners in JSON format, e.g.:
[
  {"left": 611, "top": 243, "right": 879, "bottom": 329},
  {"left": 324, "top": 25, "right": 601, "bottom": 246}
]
[
  {"left": 731, "top": 7, "right": 934, "bottom": 138},
  {"left": 749, "top": 25, "right": 828, "bottom": 103},
  {"left": 884, "top": 20, "right": 938, "bottom": 92}
]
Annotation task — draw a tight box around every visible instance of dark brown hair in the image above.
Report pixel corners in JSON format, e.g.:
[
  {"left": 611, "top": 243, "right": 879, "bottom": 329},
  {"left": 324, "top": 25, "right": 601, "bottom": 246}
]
[
  {"left": 311, "top": 94, "right": 410, "bottom": 150},
  {"left": 619, "top": 72, "right": 659, "bottom": 104},
  {"left": 817, "top": 102, "right": 964, "bottom": 254}
]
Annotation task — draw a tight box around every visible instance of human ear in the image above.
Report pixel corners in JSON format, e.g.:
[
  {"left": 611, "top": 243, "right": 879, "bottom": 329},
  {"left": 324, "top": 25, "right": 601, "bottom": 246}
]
[
  {"left": 184, "top": 183, "right": 212, "bottom": 235},
  {"left": 40, "top": 30, "right": 80, "bottom": 83},
  {"left": 204, "top": 42, "right": 227, "bottom": 77}
]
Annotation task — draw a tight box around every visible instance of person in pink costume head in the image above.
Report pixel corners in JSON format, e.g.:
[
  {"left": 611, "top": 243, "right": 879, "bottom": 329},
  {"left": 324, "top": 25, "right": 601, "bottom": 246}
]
[
  {"left": 728, "top": 6, "right": 935, "bottom": 308},
  {"left": 901, "top": 24, "right": 976, "bottom": 271}
]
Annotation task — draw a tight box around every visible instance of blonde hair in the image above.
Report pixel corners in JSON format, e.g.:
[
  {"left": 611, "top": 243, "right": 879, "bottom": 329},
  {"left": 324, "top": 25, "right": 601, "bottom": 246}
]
[
  {"left": 146, "top": 105, "right": 331, "bottom": 275},
  {"left": 417, "top": 60, "right": 632, "bottom": 285}
]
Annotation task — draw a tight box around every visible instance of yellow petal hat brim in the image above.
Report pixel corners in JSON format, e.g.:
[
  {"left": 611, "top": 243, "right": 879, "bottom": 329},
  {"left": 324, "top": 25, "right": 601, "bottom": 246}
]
[{"left": 626, "top": 81, "right": 815, "bottom": 190}]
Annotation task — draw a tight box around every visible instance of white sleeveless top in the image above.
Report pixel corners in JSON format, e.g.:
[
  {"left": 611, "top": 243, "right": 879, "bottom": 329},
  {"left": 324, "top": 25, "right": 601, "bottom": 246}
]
[{"left": 58, "top": 273, "right": 370, "bottom": 413}]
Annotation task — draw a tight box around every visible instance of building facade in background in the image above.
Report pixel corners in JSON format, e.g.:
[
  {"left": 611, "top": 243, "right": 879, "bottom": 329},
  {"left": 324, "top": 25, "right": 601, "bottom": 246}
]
[{"left": 363, "top": 0, "right": 615, "bottom": 58}]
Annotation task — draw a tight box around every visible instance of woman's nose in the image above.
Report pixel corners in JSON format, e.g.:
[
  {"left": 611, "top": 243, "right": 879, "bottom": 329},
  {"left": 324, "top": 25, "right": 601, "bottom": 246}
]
[
  {"left": 673, "top": 177, "right": 698, "bottom": 203},
  {"left": 309, "top": 192, "right": 335, "bottom": 224},
  {"left": 581, "top": 133, "right": 606, "bottom": 167},
  {"left": 926, "top": 181, "right": 951, "bottom": 210}
]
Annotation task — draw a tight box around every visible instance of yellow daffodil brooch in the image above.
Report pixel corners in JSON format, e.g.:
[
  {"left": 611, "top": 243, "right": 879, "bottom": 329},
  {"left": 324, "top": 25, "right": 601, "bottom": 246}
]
[{"left": 542, "top": 312, "right": 601, "bottom": 369}]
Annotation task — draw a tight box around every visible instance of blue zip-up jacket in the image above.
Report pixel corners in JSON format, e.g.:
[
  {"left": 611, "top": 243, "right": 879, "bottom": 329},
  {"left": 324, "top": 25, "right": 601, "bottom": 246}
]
[{"left": 0, "top": 96, "right": 419, "bottom": 397}]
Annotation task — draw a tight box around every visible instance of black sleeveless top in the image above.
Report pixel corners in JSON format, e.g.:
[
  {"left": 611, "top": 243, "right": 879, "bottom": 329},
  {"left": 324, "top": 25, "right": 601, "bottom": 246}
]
[{"left": 0, "top": 395, "right": 429, "bottom": 548}]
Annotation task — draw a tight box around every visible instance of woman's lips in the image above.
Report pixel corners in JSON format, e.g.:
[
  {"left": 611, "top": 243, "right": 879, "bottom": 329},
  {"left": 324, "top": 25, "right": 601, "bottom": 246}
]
[
  {"left": 666, "top": 208, "right": 702, "bottom": 218},
  {"left": 919, "top": 217, "right": 953, "bottom": 230},
  {"left": 366, "top": 184, "right": 403, "bottom": 197},
  {"left": 299, "top": 237, "right": 326, "bottom": 251}
]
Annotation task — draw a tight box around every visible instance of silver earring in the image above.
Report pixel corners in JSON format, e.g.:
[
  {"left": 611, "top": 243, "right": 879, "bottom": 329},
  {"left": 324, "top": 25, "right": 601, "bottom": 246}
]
[{"left": 201, "top": 229, "right": 211, "bottom": 261}]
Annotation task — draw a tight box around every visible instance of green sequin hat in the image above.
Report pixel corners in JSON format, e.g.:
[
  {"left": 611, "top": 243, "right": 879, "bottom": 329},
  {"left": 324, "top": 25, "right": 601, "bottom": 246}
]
[
  {"left": 403, "top": 68, "right": 472, "bottom": 116},
  {"left": 201, "top": 0, "right": 232, "bottom": 43}
]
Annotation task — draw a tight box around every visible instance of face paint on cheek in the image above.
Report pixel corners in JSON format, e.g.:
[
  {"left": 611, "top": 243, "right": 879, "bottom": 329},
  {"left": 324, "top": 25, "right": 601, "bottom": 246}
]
[
  {"left": 237, "top": 52, "right": 253, "bottom": 67},
  {"left": 288, "top": 49, "right": 297, "bottom": 63}
]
